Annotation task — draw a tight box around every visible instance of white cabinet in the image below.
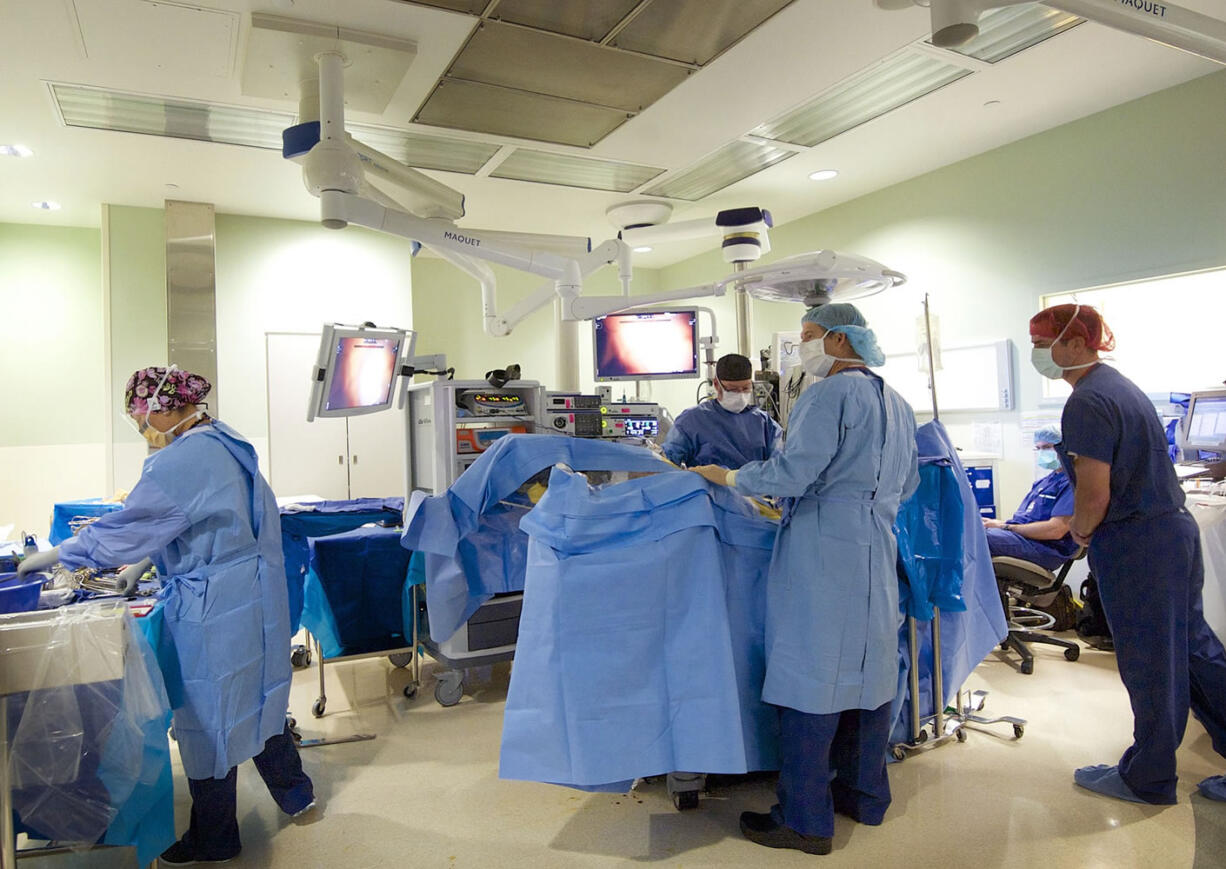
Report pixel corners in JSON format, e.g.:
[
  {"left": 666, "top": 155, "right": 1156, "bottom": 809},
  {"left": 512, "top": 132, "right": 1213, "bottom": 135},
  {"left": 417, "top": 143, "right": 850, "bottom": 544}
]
[{"left": 266, "top": 332, "right": 405, "bottom": 500}]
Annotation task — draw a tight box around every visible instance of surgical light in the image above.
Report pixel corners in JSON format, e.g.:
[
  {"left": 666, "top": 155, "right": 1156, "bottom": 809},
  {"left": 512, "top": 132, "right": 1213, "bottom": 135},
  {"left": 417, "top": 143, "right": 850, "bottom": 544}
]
[
  {"left": 633, "top": 246, "right": 653, "bottom": 253},
  {"left": 0, "top": 144, "right": 33, "bottom": 157},
  {"left": 808, "top": 169, "right": 839, "bottom": 181}
]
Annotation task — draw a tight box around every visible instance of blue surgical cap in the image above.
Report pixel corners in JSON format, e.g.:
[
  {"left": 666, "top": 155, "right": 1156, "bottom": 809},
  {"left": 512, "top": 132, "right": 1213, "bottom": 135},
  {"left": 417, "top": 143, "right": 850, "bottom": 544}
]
[
  {"left": 1034, "top": 424, "right": 1062, "bottom": 446},
  {"left": 801, "top": 303, "right": 886, "bottom": 367}
]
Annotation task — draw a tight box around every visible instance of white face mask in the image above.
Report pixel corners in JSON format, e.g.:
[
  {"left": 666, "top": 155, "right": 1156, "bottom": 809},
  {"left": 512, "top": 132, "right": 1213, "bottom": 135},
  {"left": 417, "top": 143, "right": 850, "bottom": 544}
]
[
  {"left": 798, "top": 331, "right": 851, "bottom": 379},
  {"left": 717, "top": 390, "right": 751, "bottom": 413},
  {"left": 1031, "top": 304, "right": 1098, "bottom": 380}
]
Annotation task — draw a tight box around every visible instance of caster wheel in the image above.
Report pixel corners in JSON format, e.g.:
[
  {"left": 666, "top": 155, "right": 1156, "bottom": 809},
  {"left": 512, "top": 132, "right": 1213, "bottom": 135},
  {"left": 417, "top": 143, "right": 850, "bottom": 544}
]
[
  {"left": 673, "top": 790, "right": 700, "bottom": 811},
  {"left": 915, "top": 729, "right": 929, "bottom": 744},
  {"left": 389, "top": 652, "right": 414, "bottom": 669},
  {"left": 891, "top": 746, "right": 907, "bottom": 762},
  {"left": 955, "top": 727, "right": 968, "bottom": 743},
  {"left": 311, "top": 698, "right": 326, "bottom": 718},
  {"left": 1013, "top": 724, "right": 1025, "bottom": 739},
  {"left": 290, "top": 645, "right": 312, "bottom": 668},
  {"left": 434, "top": 677, "right": 463, "bottom": 707},
  {"left": 1065, "top": 647, "right": 1080, "bottom": 661},
  {"left": 287, "top": 715, "right": 297, "bottom": 728},
  {"left": 403, "top": 684, "right": 418, "bottom": 700},
  {"left": 1020, "top": 661, "right": 1034, "bottom": 675}
]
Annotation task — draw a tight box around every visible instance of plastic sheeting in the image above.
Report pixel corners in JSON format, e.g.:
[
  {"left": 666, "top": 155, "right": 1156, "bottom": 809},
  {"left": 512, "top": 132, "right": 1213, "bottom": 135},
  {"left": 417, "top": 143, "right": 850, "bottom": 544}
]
[
  {"left": 500, "top": 466, "right": 779, "bottom": 791},
  {"left": 2, "top": 604, "right": 173, "bottom": 864},
  {"left": 401, "top": 435, "right": 666, "bottom": 643},
  {"left": 300, "top": 526, "right": 415, "bottom": 659},
  {"left": 890, "top": 421, "right": 1008, "bottom": 742},
  {"left": 895, "top": 460, "right": 967, "bottom": 620},
  {"left": 279, "top": 498, "right": 404, "bottom": 632}
]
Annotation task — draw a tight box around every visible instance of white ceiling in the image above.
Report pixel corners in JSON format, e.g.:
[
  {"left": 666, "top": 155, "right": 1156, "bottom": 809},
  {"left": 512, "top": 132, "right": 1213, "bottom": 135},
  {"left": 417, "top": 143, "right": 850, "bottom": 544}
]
[{"left": 0, "top": 0, "right": 1220, "bottom": 267}]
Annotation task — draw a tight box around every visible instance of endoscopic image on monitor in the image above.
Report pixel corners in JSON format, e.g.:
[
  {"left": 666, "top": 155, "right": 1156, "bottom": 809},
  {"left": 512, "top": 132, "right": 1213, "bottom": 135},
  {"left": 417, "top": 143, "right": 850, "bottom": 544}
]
[
  {"left": 593, "top": 310, "right": 698, "bottom": 381},
  {"left": 325, "top": 336, "right": 401, "bottom": 411}
]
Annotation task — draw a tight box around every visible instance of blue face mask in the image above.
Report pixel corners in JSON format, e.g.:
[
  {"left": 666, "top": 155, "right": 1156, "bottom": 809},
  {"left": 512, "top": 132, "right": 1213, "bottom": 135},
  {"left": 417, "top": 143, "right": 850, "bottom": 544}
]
[{"left": 1036, "top": 448, "right": 1060, "bottom": 471}]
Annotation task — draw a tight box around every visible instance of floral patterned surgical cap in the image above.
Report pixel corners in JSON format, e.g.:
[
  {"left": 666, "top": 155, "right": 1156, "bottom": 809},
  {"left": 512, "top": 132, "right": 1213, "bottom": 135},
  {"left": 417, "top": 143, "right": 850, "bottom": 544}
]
[{"left": 125, "top": 366, "right": 212, "bottom": 415}]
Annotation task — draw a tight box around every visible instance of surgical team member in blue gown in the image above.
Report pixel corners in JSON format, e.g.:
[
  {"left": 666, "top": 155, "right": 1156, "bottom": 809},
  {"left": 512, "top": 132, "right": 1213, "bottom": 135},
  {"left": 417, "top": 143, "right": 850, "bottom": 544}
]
[
  {"left": 661, "top": 353, "right": 781, "bottom": 469},
  {"left": 1029, "top": 305, "right": 1226, "bottom": 805},
  {"left": 692, "top": 304, "right": 919, "bottom": 855},
  {"left": 20, "top": 366, "right": 314, "bottom": 864},
  {"left": 983, "top": 424, "right": 1078, "bottom": 571}
]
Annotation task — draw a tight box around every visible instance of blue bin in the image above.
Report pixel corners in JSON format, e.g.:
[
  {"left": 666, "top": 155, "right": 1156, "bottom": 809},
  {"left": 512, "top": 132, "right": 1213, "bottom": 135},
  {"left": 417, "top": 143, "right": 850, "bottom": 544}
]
[{"left": 0, "top": 573, "right": 44, "bottom": 614}]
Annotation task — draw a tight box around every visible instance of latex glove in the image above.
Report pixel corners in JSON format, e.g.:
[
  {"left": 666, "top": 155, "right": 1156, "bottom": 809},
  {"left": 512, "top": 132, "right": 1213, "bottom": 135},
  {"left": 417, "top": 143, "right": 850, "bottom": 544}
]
[
  {"left": 115, "top": 557, "right": 154, "bottom": 597},
  {"left": 17, "top": 546, "right": 60, "bottom": 578},
  {"left": 691, "top": 465, "right": 732, "bottom": 487}
]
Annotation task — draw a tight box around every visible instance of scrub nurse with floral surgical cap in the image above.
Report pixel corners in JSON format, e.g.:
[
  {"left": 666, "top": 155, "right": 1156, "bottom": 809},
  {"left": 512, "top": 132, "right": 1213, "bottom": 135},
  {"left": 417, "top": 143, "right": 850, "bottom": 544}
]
[{"left": 19, "top": 364, "right": 315, "bottom": 864}]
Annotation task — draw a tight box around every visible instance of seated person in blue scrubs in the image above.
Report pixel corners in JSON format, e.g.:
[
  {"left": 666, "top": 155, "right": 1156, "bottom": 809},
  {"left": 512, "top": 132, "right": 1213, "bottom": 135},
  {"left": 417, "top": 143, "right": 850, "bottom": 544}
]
[
  {"left": 660, "top": 354, "right": 781, "bottom": 469},
  {"left": 1029, "top": 303, "right": 1226, "bottom": 807},
  {"left": 982, "top": 424, "right": 1078, "bottom": 571}
]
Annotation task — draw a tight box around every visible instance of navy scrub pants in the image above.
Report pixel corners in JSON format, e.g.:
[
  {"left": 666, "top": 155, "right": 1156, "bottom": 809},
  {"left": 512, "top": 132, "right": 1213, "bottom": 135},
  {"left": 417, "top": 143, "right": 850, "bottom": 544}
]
[
  {"left": 771, "top": 700, "right": 893, "bottom": 838},
  {"left": 180, "top": 722, "right": 314, "bottom": 860},
  {"left": 1090, "top": 509, "right": 1226, "bottom": 804},
  {"left": 984, "top": 527, "right": 1069, "bottom": 572}
]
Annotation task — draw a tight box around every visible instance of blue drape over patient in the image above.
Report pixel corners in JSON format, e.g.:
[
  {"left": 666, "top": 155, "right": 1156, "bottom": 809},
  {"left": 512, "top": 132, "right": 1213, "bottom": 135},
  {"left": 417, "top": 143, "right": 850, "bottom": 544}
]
[
  {"left": 401, "top": 435, "right": 666, "bottom": 643},
  {"left": 500, "top": 465, "right": 779, "bottom": 791}
]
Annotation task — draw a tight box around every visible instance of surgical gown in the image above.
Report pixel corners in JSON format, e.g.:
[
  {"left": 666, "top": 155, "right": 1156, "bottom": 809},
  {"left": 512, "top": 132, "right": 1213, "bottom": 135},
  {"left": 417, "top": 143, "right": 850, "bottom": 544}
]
[
  {"left": 734, "top": 368, "right": 919, "bottom": 715},
  {"left": 661, "top": 399, "right": 781, "bottom": 468},
  {"left": 58, "top": 421, "right": 292, "bottom": 781}
]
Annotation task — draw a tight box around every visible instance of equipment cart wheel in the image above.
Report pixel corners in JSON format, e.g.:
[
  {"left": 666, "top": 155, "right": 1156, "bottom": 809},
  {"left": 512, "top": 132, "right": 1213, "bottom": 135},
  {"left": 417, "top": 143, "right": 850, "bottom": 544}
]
[
  {"left": 388, "top": 652, "right": 415, "bottom": 668},
  {"left": 1064, "top": 647, "right": 1081, "bottom": 662},
  {"left": 403, "top": 684, "right": 418, "bottom": 700},
  {"left": 311, "top": 698, "right": 326, "bottom": 718},
  {"left": 673, "top": 790, "right": 699, "bottom": 811},
  {"left": 955, "top": 727, "right": 968, "bottom": 743},
  {"left": 1013, "top": 724, "right": 1025, "bottom": 739},
  {"left": 290, "top": 644, "right": 312, "bottom": 668},
  {"left": 434, "top": 672, "right": 464, "bottom": 707},
  {"left": 891, "top": 746, "right": 907, "bottom": 762}
]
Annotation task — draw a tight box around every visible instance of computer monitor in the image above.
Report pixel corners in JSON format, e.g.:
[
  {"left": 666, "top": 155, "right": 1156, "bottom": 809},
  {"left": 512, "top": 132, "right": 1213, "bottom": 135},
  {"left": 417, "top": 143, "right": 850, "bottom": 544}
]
[
  {"left": 1181, "top": 388, "right": 1226, "bottom": 458},
  {"left": 593, "top": 309, "right": 699, "bottom": 382},
  {"left": 307, "top": 324, "right": 413, "bottom": 421}
]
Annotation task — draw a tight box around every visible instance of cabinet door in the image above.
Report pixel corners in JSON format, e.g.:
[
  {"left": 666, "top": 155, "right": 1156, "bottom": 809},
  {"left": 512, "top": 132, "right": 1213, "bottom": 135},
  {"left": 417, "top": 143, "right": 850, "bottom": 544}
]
[
  {"left": 266, "top": 333, "right": 350, "bottom": 500},
  {"left": 346, "top": 405, "right": 407, "bottom": 499}
]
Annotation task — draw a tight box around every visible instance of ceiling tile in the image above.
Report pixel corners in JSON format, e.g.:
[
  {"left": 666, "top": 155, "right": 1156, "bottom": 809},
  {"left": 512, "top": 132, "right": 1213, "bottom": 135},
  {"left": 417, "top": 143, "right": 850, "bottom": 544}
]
[
  {"left": 610, "top": 0, "right": 794, "bottom": 65},
  {"left": 491, "top": 148, "right": 663, "bottom": 192},
  {"left": 448, "top": 22, "right": 690, "bottom": 113},
  {"left": 414, "top": 79, "right": 630, "bottom": 148},
  {"left": 389, "top": 0, "right": 489, "bottom": 14},
  {"left": 491, "top": 0, "right": 642, "bottom": 42}
]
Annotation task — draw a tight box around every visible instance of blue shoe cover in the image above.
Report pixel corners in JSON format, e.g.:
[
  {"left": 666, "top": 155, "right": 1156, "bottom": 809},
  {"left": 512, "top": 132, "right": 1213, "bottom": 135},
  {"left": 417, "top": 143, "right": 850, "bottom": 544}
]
[
  {"left": 1074, "top": 764, "right": 1149, "bottom": 804},
  {"left": 1197, "top": 775, "right": 1226, "bottom": 801}
]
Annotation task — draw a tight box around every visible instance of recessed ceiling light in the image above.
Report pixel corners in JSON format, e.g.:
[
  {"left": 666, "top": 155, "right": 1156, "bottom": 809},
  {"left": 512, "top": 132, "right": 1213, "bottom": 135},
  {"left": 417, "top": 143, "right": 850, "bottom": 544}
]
[
  {"left": 1, "top": 144, "right": 34, "bottom": 157},
  {"left": 32, "top": 200, "right": 61, "bottom": 210},
  {"left": 633, "top": 246, "right": 653, "bottom": 254},
  {"left": 808, "top": 169, "right": 839, "bottom": 181}
]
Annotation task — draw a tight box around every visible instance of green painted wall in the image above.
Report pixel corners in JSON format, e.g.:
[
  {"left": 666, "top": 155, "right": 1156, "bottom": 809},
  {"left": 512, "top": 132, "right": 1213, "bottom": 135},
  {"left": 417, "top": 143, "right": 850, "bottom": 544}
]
[
  {"left": 106, "top": 205, "right": 168, "bottom": 448},
  {"left": 0, "top": 222, "right": 103, "bottom": 446}
]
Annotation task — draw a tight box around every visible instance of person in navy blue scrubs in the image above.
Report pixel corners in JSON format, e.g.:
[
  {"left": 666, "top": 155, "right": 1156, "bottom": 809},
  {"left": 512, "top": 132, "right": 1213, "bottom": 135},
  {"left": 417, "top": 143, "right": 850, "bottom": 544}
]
[
  {"left": 983, "top": 424, "right": 1078, "bottom": 571},
  {"left": 660, "top": 354, "right": 781, "bottom": 469},
  {"left": 1029, "top": 303, "right": 1226, "bottom": 805}
]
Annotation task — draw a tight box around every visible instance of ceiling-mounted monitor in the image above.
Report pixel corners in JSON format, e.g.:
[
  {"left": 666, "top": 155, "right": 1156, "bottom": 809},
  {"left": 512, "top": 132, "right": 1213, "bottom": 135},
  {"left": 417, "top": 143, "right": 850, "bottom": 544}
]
[
  {"left": 307, "top": 324, "right": 414, "bottom": 421},
  {"left": 593, "top": 309, "right": 699, "bottom": 382}
]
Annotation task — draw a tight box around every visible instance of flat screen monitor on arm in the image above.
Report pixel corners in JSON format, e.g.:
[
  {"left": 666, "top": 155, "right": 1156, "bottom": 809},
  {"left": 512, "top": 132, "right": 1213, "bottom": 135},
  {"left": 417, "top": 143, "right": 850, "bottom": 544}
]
[
  {"left": 593, "top": 309, "right": 699, "bottom": 382},
  {"left": 307, "top": 324, "right": 414, "bottom": 421},
  {"left": 1182, "top": 388, "right": 1226, "bottom": 460}
]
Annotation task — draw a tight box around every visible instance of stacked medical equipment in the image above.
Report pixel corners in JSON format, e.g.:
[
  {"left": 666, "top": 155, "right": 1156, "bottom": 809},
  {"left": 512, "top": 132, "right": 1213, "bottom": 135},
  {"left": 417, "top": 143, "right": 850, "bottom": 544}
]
[
  {"left": 404, "top": 379, "right": 544, "bottom": 700},
  {"left": 543, "top": 391, "right": 662, "bottom": 440}
]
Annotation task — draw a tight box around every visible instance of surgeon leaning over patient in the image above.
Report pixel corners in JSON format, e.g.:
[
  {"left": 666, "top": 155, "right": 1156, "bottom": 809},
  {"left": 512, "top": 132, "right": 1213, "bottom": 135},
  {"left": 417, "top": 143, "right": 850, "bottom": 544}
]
[
  {"left": 691, "top": 304, "right": 918, "bottom": 855},
  {"left": 1028, "top": 304, "right": 1226, "bottom": 806},
  {"left": 660, "top": 353, "right": 781, "bottom": 469},
  {"left": 19, "top": 366, "right": 315, "bottom": 864}
]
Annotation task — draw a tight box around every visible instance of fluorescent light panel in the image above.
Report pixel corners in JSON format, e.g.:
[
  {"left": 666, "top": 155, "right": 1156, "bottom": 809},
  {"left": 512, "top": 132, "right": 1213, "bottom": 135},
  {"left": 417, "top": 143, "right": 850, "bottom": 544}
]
[
  {"left": 751, "top": 50, "right": 970, "bottom": 148},
  {"left": 49, "top": 83, "right": 498, "bottom": 174},
  {"left": 940, "top": 3, "right": 1083, "bottom": 63},
  {"left": 491, "top": 149, "right": 664, "bottom": 193},
  {"left": 643, "top": 140, "right": 795, "bottom": 201}
]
